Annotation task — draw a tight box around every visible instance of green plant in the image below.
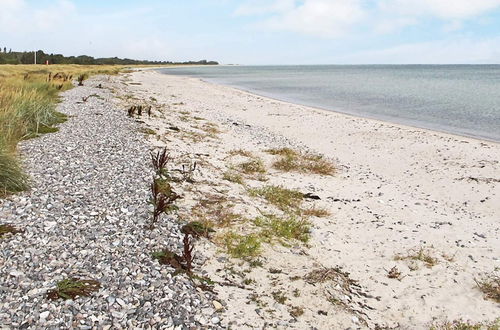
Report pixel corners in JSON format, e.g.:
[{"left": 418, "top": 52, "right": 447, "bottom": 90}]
[
  {"left": 47, "top": 278, "right": 101, "bottom": 300},
  {"left": 221, "top": 232, "right": 262, "bottom": 258},
  {"left": 265, "top": 147, "right": 335, "bottom": 175},
  {"left": 254, "top": 214, "right": 310, "bottom": 243},
  {"left": 249, "top": 185, "right": 303, "bottom": 212}
]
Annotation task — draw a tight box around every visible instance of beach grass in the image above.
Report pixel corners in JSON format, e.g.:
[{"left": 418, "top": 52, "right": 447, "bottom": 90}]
[
  {"left": 265, "top": 147, "right": 335, "bottom": 175},
  {"left": 0, "top": 64, "right": 131, "bottom": 196}
]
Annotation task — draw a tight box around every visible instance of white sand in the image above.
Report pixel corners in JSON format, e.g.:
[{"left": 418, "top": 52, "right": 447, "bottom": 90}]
[{"left": 114, "top": 70, "right": 499, "bottom": 329}]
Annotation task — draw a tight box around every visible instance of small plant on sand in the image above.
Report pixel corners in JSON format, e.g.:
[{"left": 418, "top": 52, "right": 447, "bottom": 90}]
[
  {"left": 271, "top": 290, "right": 287, "bottom": 304},
  {"left": 475, "top": 275, "right": 500, "bottom": 303},
  {"left": 387, "top": 266, "right": 402, "bottom": 280},
  {"left": 228, "top": 149, "right": 254, "bottom": 158},
  {"left": 394, "top": 247, "right": 438, "bottom": 268},
  {"left": 238, "top": 158, "right": 266, "bottom": 175},
  {"left": 221, "top": 232, "right": 262, "bottom": 259},
  {"left": 254, "top": 214, "right": 311, "bottom": 243},
  {"left": 301, "top": 206, "right": 330, "bottom": 218},
  {"left": 47, "top": 278, "right": 101, "bottom": 300},
  {"left": 265, "top": 147, "right": 335, "bottom": 175},
  {"left": 190, "top": 195, "right": 241, "bottom": 228},
  {"left": 430, "top": 318, "right": 500, "bottom": 330},
  {"left": 223, "top": 170, "right": 244, "bottom": 185},
  {"left": 0, "top": 224, "right": 22, "bottom": 238},
  {"left": 249, "top": 185, "right": 303, "bottom": 212},
  {"left": 289, "top": 306, "right": 305, "bottom": 318}
]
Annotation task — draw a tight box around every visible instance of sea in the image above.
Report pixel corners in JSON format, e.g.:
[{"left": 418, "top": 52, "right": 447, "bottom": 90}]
[{"left": 158, "top": 65, "right": 500, "bottom": 142}]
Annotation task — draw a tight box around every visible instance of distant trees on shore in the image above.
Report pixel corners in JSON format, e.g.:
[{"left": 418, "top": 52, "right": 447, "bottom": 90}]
[{"left": 0, "top": 48, "right": 218, "bottom": 65}]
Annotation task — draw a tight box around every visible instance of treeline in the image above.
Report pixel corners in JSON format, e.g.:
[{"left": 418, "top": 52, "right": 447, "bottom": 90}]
[{"left": 0, "top": 48, "right": 218, "bottom": 65}]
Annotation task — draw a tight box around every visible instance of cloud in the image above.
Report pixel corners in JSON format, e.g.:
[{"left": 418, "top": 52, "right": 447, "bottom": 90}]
[
  {"left": 237, "top": 0, "right": 365, "bottom": 37},
  {"left": 380, "top": 0, "right": 500, "bottom": 20},
  {"left": 236, "top": 0, "right": 500, "bottom": 37},
  {"left": 0, "top": 0, "right": 77, "bottom": 33},
  {"left": 336, "top": 37, "right": 500, "bottom": 64}
]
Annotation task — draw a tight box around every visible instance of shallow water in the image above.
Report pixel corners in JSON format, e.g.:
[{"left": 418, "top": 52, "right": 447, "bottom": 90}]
[{"left": 159, "top": 65, "right": 500, "bottom": 142}]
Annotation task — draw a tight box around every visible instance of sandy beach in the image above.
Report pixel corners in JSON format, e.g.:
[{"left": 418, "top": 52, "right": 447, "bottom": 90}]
[
  {"left": 107, "top": 69, "right": 499, "bottom": 328},
  {"left": 1, "top": 68, "right": 498, "bottom": 329}
]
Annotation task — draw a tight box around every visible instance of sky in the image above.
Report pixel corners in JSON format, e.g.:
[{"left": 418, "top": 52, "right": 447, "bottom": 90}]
[{"left": 1, "top": 0, "right": 500, "bottom": 64}]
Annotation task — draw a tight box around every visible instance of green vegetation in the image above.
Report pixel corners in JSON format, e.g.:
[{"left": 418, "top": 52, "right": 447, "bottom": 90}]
[
  {"left": 221, "top": 232, "right": 262, "bottom": 258},
  {"left": 0, "top": 48, "right": 218, "bottom": 65},
  {"left": 254, "top": 214, "right": 310, "bottom": 243},
  {"left": 189, "top": 195, "right": 241, "bottom": 228},
  {"left": 47, "top": 278, "right": 101, "bottom": 300},
  {"left": 248, "top": 185, "right": 303, "bottom": 212},
  {"left": 0, "top": 64, "right": 126, "bottom": 196},
  {"left": 265, "top": 147, "right": 335, "bottom": 175}
]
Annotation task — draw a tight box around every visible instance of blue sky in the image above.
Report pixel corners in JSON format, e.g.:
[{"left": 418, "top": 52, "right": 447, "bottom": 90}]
[{"left": 1, "top": 0, "right": 500, "bottom": 64}]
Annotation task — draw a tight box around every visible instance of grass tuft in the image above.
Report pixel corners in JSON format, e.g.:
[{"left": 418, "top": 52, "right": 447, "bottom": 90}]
[
  {"left": 222, "top": 170, "right": 244, "bottom": 185},
  {"left": 265, "top": 147, "right": 335, "bottom": 175},
  {"left": 394, "top": 247, "right": 438, "bottom": 268},
  {"left": 254, "top": 214, "right": 310, "bottom": 243},
  {"left": 47, "top": 278, "right": 101, "bottom": 300},
  {"left": 238, "top": 158, "right": 266, "bottom": 175},
  {"left": 221, "top": 232, "right": 262, "bottom": 259},
  {"left": 475, "top": 275, "right": 500, "bottom": 303},
  {"left": 248, "top": 185, "right": 303, "bottom": 212},
  {"left": 301, "top": 206, "right": 330, "bottom": 218}
]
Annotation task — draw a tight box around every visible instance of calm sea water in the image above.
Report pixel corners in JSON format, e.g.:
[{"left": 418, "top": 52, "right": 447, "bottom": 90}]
[{"left": 158, "top": 65, "right": 500, "bottom": 142}]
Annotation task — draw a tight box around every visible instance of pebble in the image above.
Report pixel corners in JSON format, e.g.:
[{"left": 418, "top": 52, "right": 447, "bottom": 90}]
[{"left": 0, "top": 76, "right": 220, "bottom": 329}]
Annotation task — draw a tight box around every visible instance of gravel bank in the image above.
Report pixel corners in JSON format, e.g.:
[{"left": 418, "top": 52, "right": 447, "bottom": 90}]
[{"left": 0, "top": 76, "right": 219, "bottom": 329}]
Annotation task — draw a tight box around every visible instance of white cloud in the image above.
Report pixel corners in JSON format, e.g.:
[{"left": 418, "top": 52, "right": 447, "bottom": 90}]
[
  {"left": 237, "top": 0, "right": 500, "bottom": 37},
  {"left": 336, "top": 37, "right": 500, "bottom": 64},
  {"left": 234, "top": 0, "right": 295, "bottom": 16},
  {"left": 237, "top": 0, "right": 365, "bottom": 37},
  {"left": 380, "top": 0, "right": 500, "bottom": 20}
]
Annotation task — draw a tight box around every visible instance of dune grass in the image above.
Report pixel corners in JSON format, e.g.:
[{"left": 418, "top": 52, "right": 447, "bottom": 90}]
[
  {"left": 265, "top": 147, "right": 335, "bottom": 175},
  {"left": 0, "top": 64, "right": 129, "bottom": 196},
  {"left": 248, "top": 185, "right": 303, "bottom": 212}
]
